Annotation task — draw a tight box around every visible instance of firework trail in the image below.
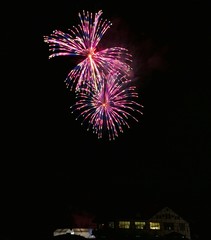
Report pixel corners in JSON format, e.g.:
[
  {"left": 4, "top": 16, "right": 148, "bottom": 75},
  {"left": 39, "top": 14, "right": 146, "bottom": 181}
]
[
  {"left": 44, "top": 10, "right": 133, "bottom": 92},
  {"left": 70, "top": 73, "right": 143, "bottom": 140}
]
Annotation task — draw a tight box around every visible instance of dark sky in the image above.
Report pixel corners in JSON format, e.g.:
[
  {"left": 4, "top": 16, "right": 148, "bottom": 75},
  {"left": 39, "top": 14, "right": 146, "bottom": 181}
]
[{"left": 2, "top": 0, "right": 211, "bottom": 239}]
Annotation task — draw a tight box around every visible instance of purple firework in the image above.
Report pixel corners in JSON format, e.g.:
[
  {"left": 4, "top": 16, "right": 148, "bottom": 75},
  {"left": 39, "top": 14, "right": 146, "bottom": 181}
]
[
  {"left": 44, "top": 10, "right": 133, "bottom": 92},
  {"left": 70, "top": 73, "right": 143, "bottom": 140}
]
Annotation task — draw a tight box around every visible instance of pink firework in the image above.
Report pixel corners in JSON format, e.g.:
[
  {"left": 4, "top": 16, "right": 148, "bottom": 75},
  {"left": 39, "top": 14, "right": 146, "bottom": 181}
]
[
  {"left": 70, "top": 73, "right": 143, "bottom": 140},
  {"left": 44, "top": 10, "right": 133, "bottom": 92}
]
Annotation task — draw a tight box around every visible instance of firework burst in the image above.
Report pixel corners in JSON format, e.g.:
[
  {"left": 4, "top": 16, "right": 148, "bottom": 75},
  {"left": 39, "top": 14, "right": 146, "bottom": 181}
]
[
  {"left": 44, "top": 9, "right": 143, "bottom": 140},
  {"left": 44, "top": 10, "right": 133, "bottom": 92},
  {"left": 70, "top": 73, "right": 143, "bottom": 140}
]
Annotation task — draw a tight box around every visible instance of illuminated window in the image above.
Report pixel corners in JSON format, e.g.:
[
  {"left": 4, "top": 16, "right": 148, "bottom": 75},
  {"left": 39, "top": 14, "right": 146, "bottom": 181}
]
[
  {"left": 150, "top": 222, "right": 160, "bottom": 230},
  {"left": 108, "top": 222, "right": 114, "bottom": 228},
  {"left": 119, "top": 221, "right": 130, "bottom": 229},
  {"left": 135, "top": 221, "right": 146, "bottom": 229}
]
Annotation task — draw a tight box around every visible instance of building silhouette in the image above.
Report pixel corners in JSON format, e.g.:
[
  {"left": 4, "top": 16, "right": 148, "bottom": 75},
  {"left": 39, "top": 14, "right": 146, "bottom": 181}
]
[
  {"left": 94, "top": 207, "right": 191, "bottom": 240},
  {"left": 53, "top": 207, "right": 191, "bottom": 240}
]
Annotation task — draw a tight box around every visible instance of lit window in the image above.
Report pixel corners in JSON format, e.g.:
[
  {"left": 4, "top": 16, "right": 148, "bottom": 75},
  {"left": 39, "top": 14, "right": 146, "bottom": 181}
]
[
  {"left": 135, "top": 221, "right": 146, "bottom": 229},
  {"left": 150, "top": 222, "right": 160, "bottom": 230},
  {"left": 119, "top": 221, "right": 130, "bottom": 229}
]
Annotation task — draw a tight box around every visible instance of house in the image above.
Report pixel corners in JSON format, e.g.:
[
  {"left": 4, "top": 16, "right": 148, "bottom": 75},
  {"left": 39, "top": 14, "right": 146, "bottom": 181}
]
[
  {"left": 147, "top": 206, "right": 191, "bottom": 239},
  {"left": 94, "top": 207, "right": 191, "bottom": 240}
]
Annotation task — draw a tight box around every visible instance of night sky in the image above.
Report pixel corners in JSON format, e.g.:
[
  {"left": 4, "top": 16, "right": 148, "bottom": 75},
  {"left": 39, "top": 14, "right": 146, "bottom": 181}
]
[{"left": 2, "top": 1, "right": 211, "bottom": 239}]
